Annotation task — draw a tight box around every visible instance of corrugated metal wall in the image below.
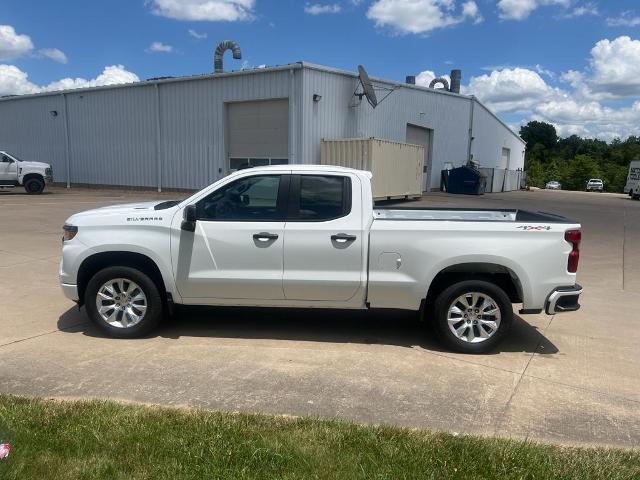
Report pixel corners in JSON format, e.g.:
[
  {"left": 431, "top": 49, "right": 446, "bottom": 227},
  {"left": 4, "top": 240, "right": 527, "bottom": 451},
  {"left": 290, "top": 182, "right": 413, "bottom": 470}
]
[
  {"left": 0, "top": 95, "right": 66, "bottom": 181},
  {"left": 471, "top": 100, "right": 525, "bottom": 171},
  {"left": 0, "top": 68, "right": 297, "bottom": 190},
  {"left": 66, "top": 85, "right": 157, "bottom": 187},
  {"left": 0, "top": 63, "right": 523, "bottom": 192},
  {"left": 300, "top": 67, "right": 474, "bottom": 190}
]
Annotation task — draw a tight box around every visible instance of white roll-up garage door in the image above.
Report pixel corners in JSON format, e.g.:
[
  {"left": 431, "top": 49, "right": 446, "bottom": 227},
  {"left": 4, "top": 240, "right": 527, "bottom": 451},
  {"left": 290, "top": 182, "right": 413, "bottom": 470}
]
[{"left": 226, "top": 99, "right": 289, "bottom": 171}]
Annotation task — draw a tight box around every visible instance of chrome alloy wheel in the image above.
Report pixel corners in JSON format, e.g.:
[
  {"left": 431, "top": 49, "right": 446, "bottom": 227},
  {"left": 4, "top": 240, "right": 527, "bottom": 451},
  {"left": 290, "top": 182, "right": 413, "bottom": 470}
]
[
  {"left": 447, "top": 292, "right": 502, "bottom": 344},
  {"left": 96, "top": 278, "right": 147, "bottom": 329}
]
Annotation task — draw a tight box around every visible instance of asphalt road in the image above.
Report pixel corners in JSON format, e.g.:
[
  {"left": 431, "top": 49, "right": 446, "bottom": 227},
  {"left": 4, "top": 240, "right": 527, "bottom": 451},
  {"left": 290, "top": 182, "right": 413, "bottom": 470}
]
[{"left": 1, "top": 185, "right": 639, "bottom": 447}]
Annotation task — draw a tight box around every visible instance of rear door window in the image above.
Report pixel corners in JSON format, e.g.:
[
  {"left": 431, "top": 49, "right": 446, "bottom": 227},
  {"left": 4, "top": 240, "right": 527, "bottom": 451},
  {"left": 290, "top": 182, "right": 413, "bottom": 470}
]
[{"left": 289, "top": 175, "right": 351, "bottom": 221}]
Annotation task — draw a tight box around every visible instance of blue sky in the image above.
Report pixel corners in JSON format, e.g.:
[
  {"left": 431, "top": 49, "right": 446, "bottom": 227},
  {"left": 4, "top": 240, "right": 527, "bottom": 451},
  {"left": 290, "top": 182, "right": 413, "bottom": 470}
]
[{"left": 2, "top": 0, "right": 640, "bottom": 140}]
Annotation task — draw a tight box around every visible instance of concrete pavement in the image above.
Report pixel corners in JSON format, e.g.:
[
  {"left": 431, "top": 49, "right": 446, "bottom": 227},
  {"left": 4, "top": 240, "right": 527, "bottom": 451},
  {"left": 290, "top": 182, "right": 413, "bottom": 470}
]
[{"left": 1, "top": 186, "right": 639, "bottom": 448}]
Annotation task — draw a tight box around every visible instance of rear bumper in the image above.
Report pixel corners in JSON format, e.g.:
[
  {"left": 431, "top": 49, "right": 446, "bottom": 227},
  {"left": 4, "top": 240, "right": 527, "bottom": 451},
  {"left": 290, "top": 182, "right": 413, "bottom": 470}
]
[
  {"left": 546, "top": 284, "right": 582, "bottom": 315},
  {"left": 61, "top": 283, "right": 79, "bottom": 302}
]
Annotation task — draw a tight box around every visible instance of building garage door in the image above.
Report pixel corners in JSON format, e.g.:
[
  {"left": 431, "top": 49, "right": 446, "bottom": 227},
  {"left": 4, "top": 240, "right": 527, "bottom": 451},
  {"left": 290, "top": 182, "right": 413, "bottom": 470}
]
[
  {"left": 406, "top": 124, "right": 432, "bottom": 191},
  {"left": 227, "top": 99, "right": 289, "bottom": 171}
]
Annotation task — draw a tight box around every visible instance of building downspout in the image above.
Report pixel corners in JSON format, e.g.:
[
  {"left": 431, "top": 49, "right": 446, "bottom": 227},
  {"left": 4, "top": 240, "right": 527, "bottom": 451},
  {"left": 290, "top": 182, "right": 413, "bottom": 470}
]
[
  {"left": 467, "top": 96, "right": 475, "bottom": 165},
  {"left": 62, "top": 93, "right": 71, "bottom": 188},
  {"left": 288, "top": 68, "right": 297, "bottom": 164},
  {"left": 154, "top": 83, "right": 162, "bottom": 192}
]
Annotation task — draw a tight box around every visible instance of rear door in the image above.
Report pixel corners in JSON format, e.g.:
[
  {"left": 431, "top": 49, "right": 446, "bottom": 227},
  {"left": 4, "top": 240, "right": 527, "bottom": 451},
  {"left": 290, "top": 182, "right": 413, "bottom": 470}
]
[{"left": 282, "top": 173, "right": 366, "bottom": 302}]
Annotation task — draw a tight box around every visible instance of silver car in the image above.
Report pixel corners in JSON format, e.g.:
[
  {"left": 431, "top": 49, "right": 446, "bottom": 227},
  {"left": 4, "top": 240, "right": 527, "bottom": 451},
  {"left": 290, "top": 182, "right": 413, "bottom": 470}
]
[{"left": 546, "top": 181, "right": 561, "bottom": 190}]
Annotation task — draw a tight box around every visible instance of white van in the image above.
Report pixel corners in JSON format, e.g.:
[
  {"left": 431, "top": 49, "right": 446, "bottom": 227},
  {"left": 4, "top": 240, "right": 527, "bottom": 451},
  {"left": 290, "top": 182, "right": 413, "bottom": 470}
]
[{"left": 625, "top": 160, "right": 640, "bottom": 199}]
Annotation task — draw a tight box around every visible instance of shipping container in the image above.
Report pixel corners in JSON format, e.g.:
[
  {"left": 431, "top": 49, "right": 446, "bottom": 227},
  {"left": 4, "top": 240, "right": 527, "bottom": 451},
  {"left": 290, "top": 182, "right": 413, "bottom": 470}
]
[{"left": 321, "top": 138, "right": 424, "bottom": 200}]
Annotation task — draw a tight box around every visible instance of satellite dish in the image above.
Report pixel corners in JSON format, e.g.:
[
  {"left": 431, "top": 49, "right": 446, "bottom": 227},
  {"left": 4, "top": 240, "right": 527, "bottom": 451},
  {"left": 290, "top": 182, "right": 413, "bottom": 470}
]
[{"left": 358, "top": 65, "right": 378, "bottom": 108}]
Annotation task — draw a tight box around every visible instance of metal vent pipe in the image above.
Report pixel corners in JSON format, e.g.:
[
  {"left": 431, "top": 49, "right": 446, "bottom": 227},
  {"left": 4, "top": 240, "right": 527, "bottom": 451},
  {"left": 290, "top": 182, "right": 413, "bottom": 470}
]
[
  {"left": 450, "top": 69, "right": 462, "bottom": 94},
  {"left": 214, "top": 40, "right": 242, "bottom": 73},
  {"left": 429, "top": 77, "right": 450, "bottom": 91}
]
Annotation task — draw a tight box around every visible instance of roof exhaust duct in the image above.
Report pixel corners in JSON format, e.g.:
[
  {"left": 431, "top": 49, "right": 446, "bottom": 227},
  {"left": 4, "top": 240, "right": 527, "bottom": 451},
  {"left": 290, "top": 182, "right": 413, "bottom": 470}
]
[
  {"left": 450, "top": 69, "right": 462, "bottom": 94},
  {"left": 405, "top": 75, "right": 416, "bottom": 85},
  {"left": 214, "top": 40, "right": 242, "bottom": 74},
  {"left": 429, "top": 77, "right": 450, "bottom": 91}
]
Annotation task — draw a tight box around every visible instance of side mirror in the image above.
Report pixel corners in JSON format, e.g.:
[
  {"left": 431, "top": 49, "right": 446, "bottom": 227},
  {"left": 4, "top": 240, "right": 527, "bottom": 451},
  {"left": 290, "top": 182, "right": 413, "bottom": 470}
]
[{"left": 181, "top": 205, "right": 197, "bottom": 232}]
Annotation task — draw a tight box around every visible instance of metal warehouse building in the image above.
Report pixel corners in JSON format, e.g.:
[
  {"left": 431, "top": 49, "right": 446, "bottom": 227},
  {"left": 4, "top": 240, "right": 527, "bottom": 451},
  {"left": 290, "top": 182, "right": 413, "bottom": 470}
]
[{"left": 0, "top": 61, "right": 525, "bottom": 192}]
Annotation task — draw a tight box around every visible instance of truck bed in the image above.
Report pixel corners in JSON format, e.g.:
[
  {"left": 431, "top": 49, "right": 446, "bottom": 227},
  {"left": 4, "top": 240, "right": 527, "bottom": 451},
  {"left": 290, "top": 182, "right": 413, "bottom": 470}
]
[{"left": 373, "top": 207, "right": 572, "bottom": 223}]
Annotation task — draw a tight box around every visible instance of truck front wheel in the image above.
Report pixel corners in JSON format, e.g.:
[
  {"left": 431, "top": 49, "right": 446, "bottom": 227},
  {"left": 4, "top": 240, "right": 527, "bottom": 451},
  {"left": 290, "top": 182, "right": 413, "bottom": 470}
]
[
  {"left": 24, "top": 177, "right": 45, "bottom": 194},
  {"left": 433, "top": 280, "right": 513, "bottom": 354},
  {"left": 85, "top": 266, "right": 163, "bottom": 338}
]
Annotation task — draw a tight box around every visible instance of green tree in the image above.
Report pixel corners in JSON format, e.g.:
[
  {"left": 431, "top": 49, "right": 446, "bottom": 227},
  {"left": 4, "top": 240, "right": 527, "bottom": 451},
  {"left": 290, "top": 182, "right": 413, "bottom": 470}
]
[
  {"left": 525, "top": 158, "right": 545, "bottom": 188},
  {"left": 561, "top": 155, "right": 601, "bottom": 190},
  {"left": 520, "top": 121, "right": 558, "bottom": 151}
]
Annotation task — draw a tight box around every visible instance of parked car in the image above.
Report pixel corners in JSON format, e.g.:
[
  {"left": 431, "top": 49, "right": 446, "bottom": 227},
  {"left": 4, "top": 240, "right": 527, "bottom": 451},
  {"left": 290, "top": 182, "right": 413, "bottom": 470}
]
[
  {"left": 59, "top": 165, "right": 583, "bottom": 354},
  {"left": 624, "top": 160, "right": 640, "bottom": 200},
  {"left": 0, "top": 151, "right": 53, "bottom": 194},
  {"left": 586, "top": 178, "right": 604, "bottom": 192},
  {"left": 545, "top": 181, "right": 561, "bottom": 190}
]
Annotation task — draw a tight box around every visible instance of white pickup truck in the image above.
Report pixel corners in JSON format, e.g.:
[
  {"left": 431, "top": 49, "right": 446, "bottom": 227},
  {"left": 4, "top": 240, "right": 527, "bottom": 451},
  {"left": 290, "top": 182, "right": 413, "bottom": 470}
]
[
  {"left": 60, "top": 165, "right": 583, "bottom": 353},
  {"left": 0, "top": 151, "right": 53, "bottom": 194}
]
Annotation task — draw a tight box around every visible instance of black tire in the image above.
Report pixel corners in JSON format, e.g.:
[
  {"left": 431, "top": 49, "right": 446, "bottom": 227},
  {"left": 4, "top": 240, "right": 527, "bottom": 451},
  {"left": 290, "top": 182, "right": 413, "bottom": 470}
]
[
  {"left": 433, "top": 280, "right": 513, "bottom": 354},
  {"left": 24, "top": 176, "right": 45, "bottom": 194},
  {"left": 85, "top": 266, "right": 163, "bottom": 338}
]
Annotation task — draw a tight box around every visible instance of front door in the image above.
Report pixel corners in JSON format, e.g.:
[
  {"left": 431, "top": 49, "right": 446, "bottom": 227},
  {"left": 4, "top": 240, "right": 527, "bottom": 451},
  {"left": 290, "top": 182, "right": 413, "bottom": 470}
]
[
  {"left": 174, "top": 174, "right": 288, "bottom": 300},
  {"left": 283, "top": 174, "right": 365, "bottom": 303},
  {"left": 0, "top": 154, "right": 17, "bottom": 184}
]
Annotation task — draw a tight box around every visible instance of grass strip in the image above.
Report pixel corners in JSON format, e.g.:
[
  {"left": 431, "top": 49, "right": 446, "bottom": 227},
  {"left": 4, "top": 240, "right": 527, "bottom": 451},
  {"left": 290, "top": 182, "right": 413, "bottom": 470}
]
[{"left": 0, "top": 394, "right": 638, "bottom": 479}]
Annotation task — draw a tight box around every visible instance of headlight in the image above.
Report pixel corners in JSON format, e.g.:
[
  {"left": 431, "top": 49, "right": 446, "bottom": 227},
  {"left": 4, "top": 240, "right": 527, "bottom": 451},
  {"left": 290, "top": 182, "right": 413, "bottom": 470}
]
[
  {"left": 45, "top": 167, "right": 52, "bottom": 176},
  {"left": 62, "top": 224, "right": 78, "bottom": 242}
]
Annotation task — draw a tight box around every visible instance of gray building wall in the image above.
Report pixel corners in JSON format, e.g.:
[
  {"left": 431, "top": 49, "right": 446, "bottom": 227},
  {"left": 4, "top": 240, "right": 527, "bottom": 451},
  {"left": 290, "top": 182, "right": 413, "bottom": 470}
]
[
  {"left": 471, "top": 100, "right": 525, "bottom": 171},
  {"left": 298, "top": 65, "right": 524, "bottom": 190},
  {"left": 0, "top": 62, "right": 524, "bottom": 191}
]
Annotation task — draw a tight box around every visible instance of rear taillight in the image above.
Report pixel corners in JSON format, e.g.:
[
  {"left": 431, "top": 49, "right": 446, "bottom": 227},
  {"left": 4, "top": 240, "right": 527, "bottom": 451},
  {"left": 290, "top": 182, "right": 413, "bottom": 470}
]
[{"left": 565, "top": 229, "right": 581, "bottom": 273}]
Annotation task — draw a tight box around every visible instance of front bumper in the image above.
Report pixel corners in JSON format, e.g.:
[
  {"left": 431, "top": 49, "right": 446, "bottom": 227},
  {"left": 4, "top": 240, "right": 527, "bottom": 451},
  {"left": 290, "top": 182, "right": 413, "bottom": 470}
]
[
  {"left": 45, "top": 175, "right": 53, "bottom": 184},
  {"left": 61, "top": 283, "right": 79, "bottom": 302},
  {"left": 546, "top": 284, "right": 582, "bottom": 314}
]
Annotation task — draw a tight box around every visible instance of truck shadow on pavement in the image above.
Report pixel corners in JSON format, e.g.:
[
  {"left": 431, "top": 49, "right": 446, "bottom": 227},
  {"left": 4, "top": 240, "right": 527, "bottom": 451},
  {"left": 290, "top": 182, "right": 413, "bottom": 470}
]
[{"left": 57, "top": 306, "right": 558, "bottom": 355}]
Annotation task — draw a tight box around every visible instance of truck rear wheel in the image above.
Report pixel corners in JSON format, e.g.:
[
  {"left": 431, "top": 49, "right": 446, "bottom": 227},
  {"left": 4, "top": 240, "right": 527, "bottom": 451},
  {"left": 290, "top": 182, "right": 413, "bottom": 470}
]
[
  {"left": 24, "top": 177, "right": 45, "bottom": 194},
  {"left": 85, "top": 266, "right": 163, "bottom": 338},
  {"left": 433, "top": 280, "right": 513, "bottom": 354}
]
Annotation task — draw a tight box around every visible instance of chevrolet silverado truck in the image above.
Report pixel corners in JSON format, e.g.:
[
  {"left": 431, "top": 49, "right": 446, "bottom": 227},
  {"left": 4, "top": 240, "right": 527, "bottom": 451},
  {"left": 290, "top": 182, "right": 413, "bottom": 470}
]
[
  {"left": 59, "top": 165, "right": 583, "bottom": 353},
  {"left": 0, "top": 151, "right": 53, "bottom": 194}
]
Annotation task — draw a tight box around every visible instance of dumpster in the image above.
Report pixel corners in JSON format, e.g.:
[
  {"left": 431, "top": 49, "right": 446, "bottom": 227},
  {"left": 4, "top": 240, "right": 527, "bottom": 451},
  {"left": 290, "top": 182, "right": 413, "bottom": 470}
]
[{"left": 443, "top": 165, "right": 487, "bottom": 195}]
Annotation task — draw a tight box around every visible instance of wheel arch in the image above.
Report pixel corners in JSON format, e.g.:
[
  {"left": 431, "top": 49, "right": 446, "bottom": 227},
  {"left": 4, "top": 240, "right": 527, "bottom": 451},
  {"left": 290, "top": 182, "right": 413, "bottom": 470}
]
[
  {"left": 77, "top": 251, "right": 166, "bottom": 306},
  {"left": 22, "top": 173, "right": 44, "bottom": 185},
  {"left": 425, "top": 262, "right": 524, "bottom": 306}
]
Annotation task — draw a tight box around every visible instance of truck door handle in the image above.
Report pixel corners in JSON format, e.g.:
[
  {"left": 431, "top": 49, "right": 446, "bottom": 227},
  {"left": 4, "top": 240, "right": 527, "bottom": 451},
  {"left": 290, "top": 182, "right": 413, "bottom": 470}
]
[
  {"left": 331, "top": 233, "right": 357, "bottom": 243},
  {"left": 253, "top": 232, "right": 279, "bottom": 241}
]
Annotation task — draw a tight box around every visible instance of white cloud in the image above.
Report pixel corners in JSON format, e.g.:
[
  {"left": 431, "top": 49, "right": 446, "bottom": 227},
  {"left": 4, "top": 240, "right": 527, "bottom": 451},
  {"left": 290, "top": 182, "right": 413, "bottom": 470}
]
[
  {"left": 304, "top": 3, "right": 342, "bottom": 15},
  {"left": 147, "top": 0, "right": 255, "bottom": 21},
  {"left": 0, "top": 64, "right": 39, "bottom": 95},
  {"left": 0, "top": 25, "right": 34, "bottom": 60},
  {"left": 468, "top": 67, "right": 563, "bottom": 112},
  {"left": 38, "top": 48, "right": 68, "bottom": 64},
  {"left": 563, "top": 2, "right": 599, "bottom": 18},
  {"left": 606, "top": 11, "right": 640, "bottom": 27},
  {"left": 147, "top": 41, "right": 174, "bottom": 53},
  {"left": 497, "top": 0, "right": 569, "bottom": 21},
  {"left": 0, "top": 64, "right": 139, "bottom": 97},
  {"left": 588, "top": 36, "right": 640, "bottom": 98},
  {"left": 188, "top": 29, "right": 208, "bottom": 39},
  {"left": 366, "top": 0, "right": 482, "bottom": 35},
  {"left": 463, "top": 36, "right": 640, "bottom": 140},
  {"left": 415, "top": 70, "right": 451, "bottom": 88}
]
